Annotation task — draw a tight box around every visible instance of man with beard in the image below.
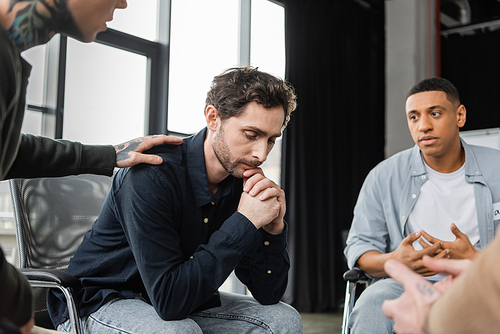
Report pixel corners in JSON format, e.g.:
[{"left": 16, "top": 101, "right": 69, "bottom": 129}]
[{"left": 48, "top": 66, "right": 302, "bottom": 334}]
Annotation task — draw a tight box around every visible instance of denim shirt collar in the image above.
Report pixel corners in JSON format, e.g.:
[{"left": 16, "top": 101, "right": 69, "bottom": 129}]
[
  {"left": 186, "top": 127, "right": 235, "bottom": 208},
  {"left": 408, "top": 138, "right": 484, "bottom": 184},
  {"left": 462, "top": 139, "right": 485, "bottom": 184}
]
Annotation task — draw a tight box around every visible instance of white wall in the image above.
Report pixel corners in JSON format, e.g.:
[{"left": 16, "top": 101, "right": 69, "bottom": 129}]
[{"left": 385, "top": 0, "right": 437, "bottom": 157}]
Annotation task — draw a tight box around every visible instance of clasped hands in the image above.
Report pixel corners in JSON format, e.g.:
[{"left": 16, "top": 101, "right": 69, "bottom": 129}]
[
  {"left": 237, "top": 168, "right": 285, "bottom": 235},
  {"left": 390, "top": 223, "right": 478, "bottom": 276}
]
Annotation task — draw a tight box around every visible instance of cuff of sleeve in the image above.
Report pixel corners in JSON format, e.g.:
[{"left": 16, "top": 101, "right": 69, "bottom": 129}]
[
  {"left": 80, "top": 145, "right": 116, "bottom": 176},
  {"left": 258, "top": 222, "right": 288, "bottom": 254},
  {"left": 218, "top": 212, "right": 261, "bottom": 253}
]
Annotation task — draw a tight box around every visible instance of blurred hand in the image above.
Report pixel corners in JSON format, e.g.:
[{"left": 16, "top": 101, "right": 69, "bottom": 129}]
[
  {"left": 382, "top": 260, "right": 441, "bottom": 334},
  {"left": 382, "top": 256, "right": 473, "bottom": 334},
  {"left": 114, "top": 135, "right": 182, "bottom": 168}
]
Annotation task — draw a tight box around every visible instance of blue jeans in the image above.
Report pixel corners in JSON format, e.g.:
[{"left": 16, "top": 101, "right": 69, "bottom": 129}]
[
  {"left": 58, "top": 292, "right": 302, "bottom": 333},
  {"left": 348, "top": 278, "right": 404, "bottom": 334}
]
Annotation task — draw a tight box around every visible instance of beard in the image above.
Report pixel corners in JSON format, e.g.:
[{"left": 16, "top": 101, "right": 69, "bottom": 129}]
[{"left": 212, "top": 125, "right": 262, "bottom": 179}]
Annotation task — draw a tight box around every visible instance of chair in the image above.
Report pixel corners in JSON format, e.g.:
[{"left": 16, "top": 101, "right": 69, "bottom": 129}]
[
  {"left": 341, "top": 267, "right": 369, "bottom": 334},
  {"left": 9, "top": 174, "right": 113, "bottom": 334}
]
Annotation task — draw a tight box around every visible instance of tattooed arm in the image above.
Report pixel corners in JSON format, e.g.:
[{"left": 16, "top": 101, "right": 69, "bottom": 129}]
[
  {"left": 114, "top": 135, "right": 182, "bottom": 168},
  {"left": 1, "top": 0, "right": 127, "bottom": 51}
]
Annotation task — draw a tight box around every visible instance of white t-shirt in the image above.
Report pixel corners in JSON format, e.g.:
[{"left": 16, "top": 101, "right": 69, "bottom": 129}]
[{"left": 407, "top": 160, "right": 479, "bottom": 280}]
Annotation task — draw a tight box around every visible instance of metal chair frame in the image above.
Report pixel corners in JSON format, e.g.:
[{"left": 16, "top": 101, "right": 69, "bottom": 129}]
[
  {"left": 10, "top": 175, "right": 112, "bottom": 333},
  {"left": 341, "top": 267, "right": 369, "bottom": 334}
]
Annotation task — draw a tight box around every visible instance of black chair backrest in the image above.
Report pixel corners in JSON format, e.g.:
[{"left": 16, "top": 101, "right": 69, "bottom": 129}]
[
  {"left": 9, "top": 174, "right": 113, "bottom": 329},
  {"left": 10, "top": 174, "right": 112, "bottom": 270}
]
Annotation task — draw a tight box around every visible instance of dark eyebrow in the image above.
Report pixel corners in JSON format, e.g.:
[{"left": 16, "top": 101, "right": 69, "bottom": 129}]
[
  {"left": 428, "top": 105, "right": 447, "bottom": 110},
  {"left": 406, "top": 105, "right": 447, "bottom": 115},
  {"left": 246, "top": 126, "right": 282, "bottom": 138}
]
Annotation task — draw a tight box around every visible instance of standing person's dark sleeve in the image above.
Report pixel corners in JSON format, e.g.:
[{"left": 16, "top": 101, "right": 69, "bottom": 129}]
[
  {"left": 4, "top": 134, "right": 115, "bottom": 180},
  {"left": 0, "top": 247, "right": 32, "bottom": 328}
]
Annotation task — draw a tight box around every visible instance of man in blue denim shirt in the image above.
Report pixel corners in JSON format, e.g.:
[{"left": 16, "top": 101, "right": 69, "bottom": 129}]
[
  {"left": 48, "top": 67, "right": 302, "bottom": 333},
  {"left": 344, "top": 77, "right": 500, "bottom": 333}
]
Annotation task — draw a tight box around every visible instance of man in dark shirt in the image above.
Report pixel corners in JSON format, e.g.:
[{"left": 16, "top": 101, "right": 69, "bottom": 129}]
[{"left": 48, "top": 66, "right": 302, "bottom": 333}]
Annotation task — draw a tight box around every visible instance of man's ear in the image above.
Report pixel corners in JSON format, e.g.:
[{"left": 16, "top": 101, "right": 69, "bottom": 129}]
[
  {"left": 205, "top": 105, "right": 220, "bottom": 131},
  {"left": 457, "top": 104, "right": 466, "bottom": 128}
]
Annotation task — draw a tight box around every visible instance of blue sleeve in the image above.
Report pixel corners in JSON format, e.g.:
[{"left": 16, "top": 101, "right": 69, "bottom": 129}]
[{"left": 344, "top": 168, "right": 391, "bottom": 269}]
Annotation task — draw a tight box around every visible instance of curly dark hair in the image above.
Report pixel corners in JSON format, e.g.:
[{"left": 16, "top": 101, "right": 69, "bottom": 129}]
[
  {"left": 205, "top": 66, "right": 297, "bottom": 129},
  {"left": 407, "top": 77, "right": 460, "bottom": 106}
]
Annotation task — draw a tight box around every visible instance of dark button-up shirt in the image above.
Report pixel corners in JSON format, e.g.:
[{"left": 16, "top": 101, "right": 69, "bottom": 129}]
[{"left": 48, "top": 128, "right": 290, "bottom": 326}]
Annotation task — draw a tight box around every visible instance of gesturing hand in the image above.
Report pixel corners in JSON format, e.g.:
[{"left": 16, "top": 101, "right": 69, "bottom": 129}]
[
  {"left": 419, "top": 224, "right": 478, "bottom": 260},
  {"left": 382, "top": 256, "right": 473, "bottom": 334},
  {"left": 390, "top": 232, "right": 449, "bottom": 276},
  {"left": 382, "top": 259, "right": 442, "bottom": 334},
  {"left": 114, "top": 135, "right": 183, "bottom": 168},
  {"left": 421, "top": 256, "right": 472, "bottom": 294}
]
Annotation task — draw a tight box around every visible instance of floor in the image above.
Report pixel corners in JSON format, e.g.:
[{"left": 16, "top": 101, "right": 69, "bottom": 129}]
[{"left": 301, "top": 311, "right": 343, "bottom": 334}]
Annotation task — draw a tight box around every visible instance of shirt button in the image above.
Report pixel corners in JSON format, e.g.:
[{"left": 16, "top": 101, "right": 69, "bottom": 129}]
[
  {"left": 267, "top": 270, "right": 272, "bottom": 274},
  {"left": 422, "top": 175, "right": 426, "bottom": 180},
  {"left": 203, "top": 218, "right": 209, "bottom": 223},
  {"left": 476, "top": 171, "right": 479, "bottom": 175},
  {"left": 190, "top": 256, "right": 194, "bottom": 259},
  {"left": 211, "top": 201, "right": 215, "bottom": 205},
  {"left": 412, "top": 194, "right": 416, "bottom": 199},
  {"left": 264, "top": 241, "right": 270, "bottom": 246},
  {"left": 401, "top": 216, "right": 406, "bottom": 221},
  {"left": 413, "top": 171, "right": 417, "bottom": 174}
]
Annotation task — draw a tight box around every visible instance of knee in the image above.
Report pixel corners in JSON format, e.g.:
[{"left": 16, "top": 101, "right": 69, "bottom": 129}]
[
  {"left": 265, "top": 302, "right": 302, "bottom": 334},
  {"left": 349, "top": 284, "right": 398, "bottom": 333}
]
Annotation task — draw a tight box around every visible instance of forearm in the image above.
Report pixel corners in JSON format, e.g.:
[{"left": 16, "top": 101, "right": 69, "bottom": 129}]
[
  {"left": 4, "top": 134, "right": 115, "bottom": 180},
  {"left": 356, "top": 250, "right": 394, "bottom": 277},
  {"left": 426, "top": 234, "right": 500, "bottom": 333},
  {"left": 236, "top": 224, "right": 290, "bottom": 304}
]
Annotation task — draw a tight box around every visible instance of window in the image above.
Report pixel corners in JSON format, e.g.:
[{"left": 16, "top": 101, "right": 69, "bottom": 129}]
[
  {"left": 63, "top": 39, "right": 148, "bottom": 144},
  {"left": 250, "top": 0, "right": 286, "bottom": 185},
  {"left": 107, "top": 0, "right": 159, "bottom": 42},
  {"left": 168, "top": 0, "right": 239, "bottom": 135}
]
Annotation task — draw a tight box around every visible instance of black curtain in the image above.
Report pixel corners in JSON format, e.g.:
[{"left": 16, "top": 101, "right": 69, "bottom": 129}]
[
  {"left": 280, "top": 0, "right": 385, "bottom": 312},
  {"left": 441, "top": 29, "right": 500, "bottom": 131}
]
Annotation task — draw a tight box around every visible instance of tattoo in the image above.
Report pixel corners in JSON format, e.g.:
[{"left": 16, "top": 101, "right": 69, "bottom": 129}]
[
  {"left": 416, "top": 282, "right": 435, "bottom": 297},
  {"left": 8, "top": 0, "right": 83, "bottom": 51},
  {"left": 115, "top": 139, "right": 142, "bottom": 162},
  {"left": 9, "top": 0, "right": 17, "bottom": 11}
]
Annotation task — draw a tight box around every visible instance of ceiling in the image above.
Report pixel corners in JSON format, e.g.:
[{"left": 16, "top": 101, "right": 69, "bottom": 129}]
[{"left": 441, "top": 0, "right": 500, "bottom": 32}]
